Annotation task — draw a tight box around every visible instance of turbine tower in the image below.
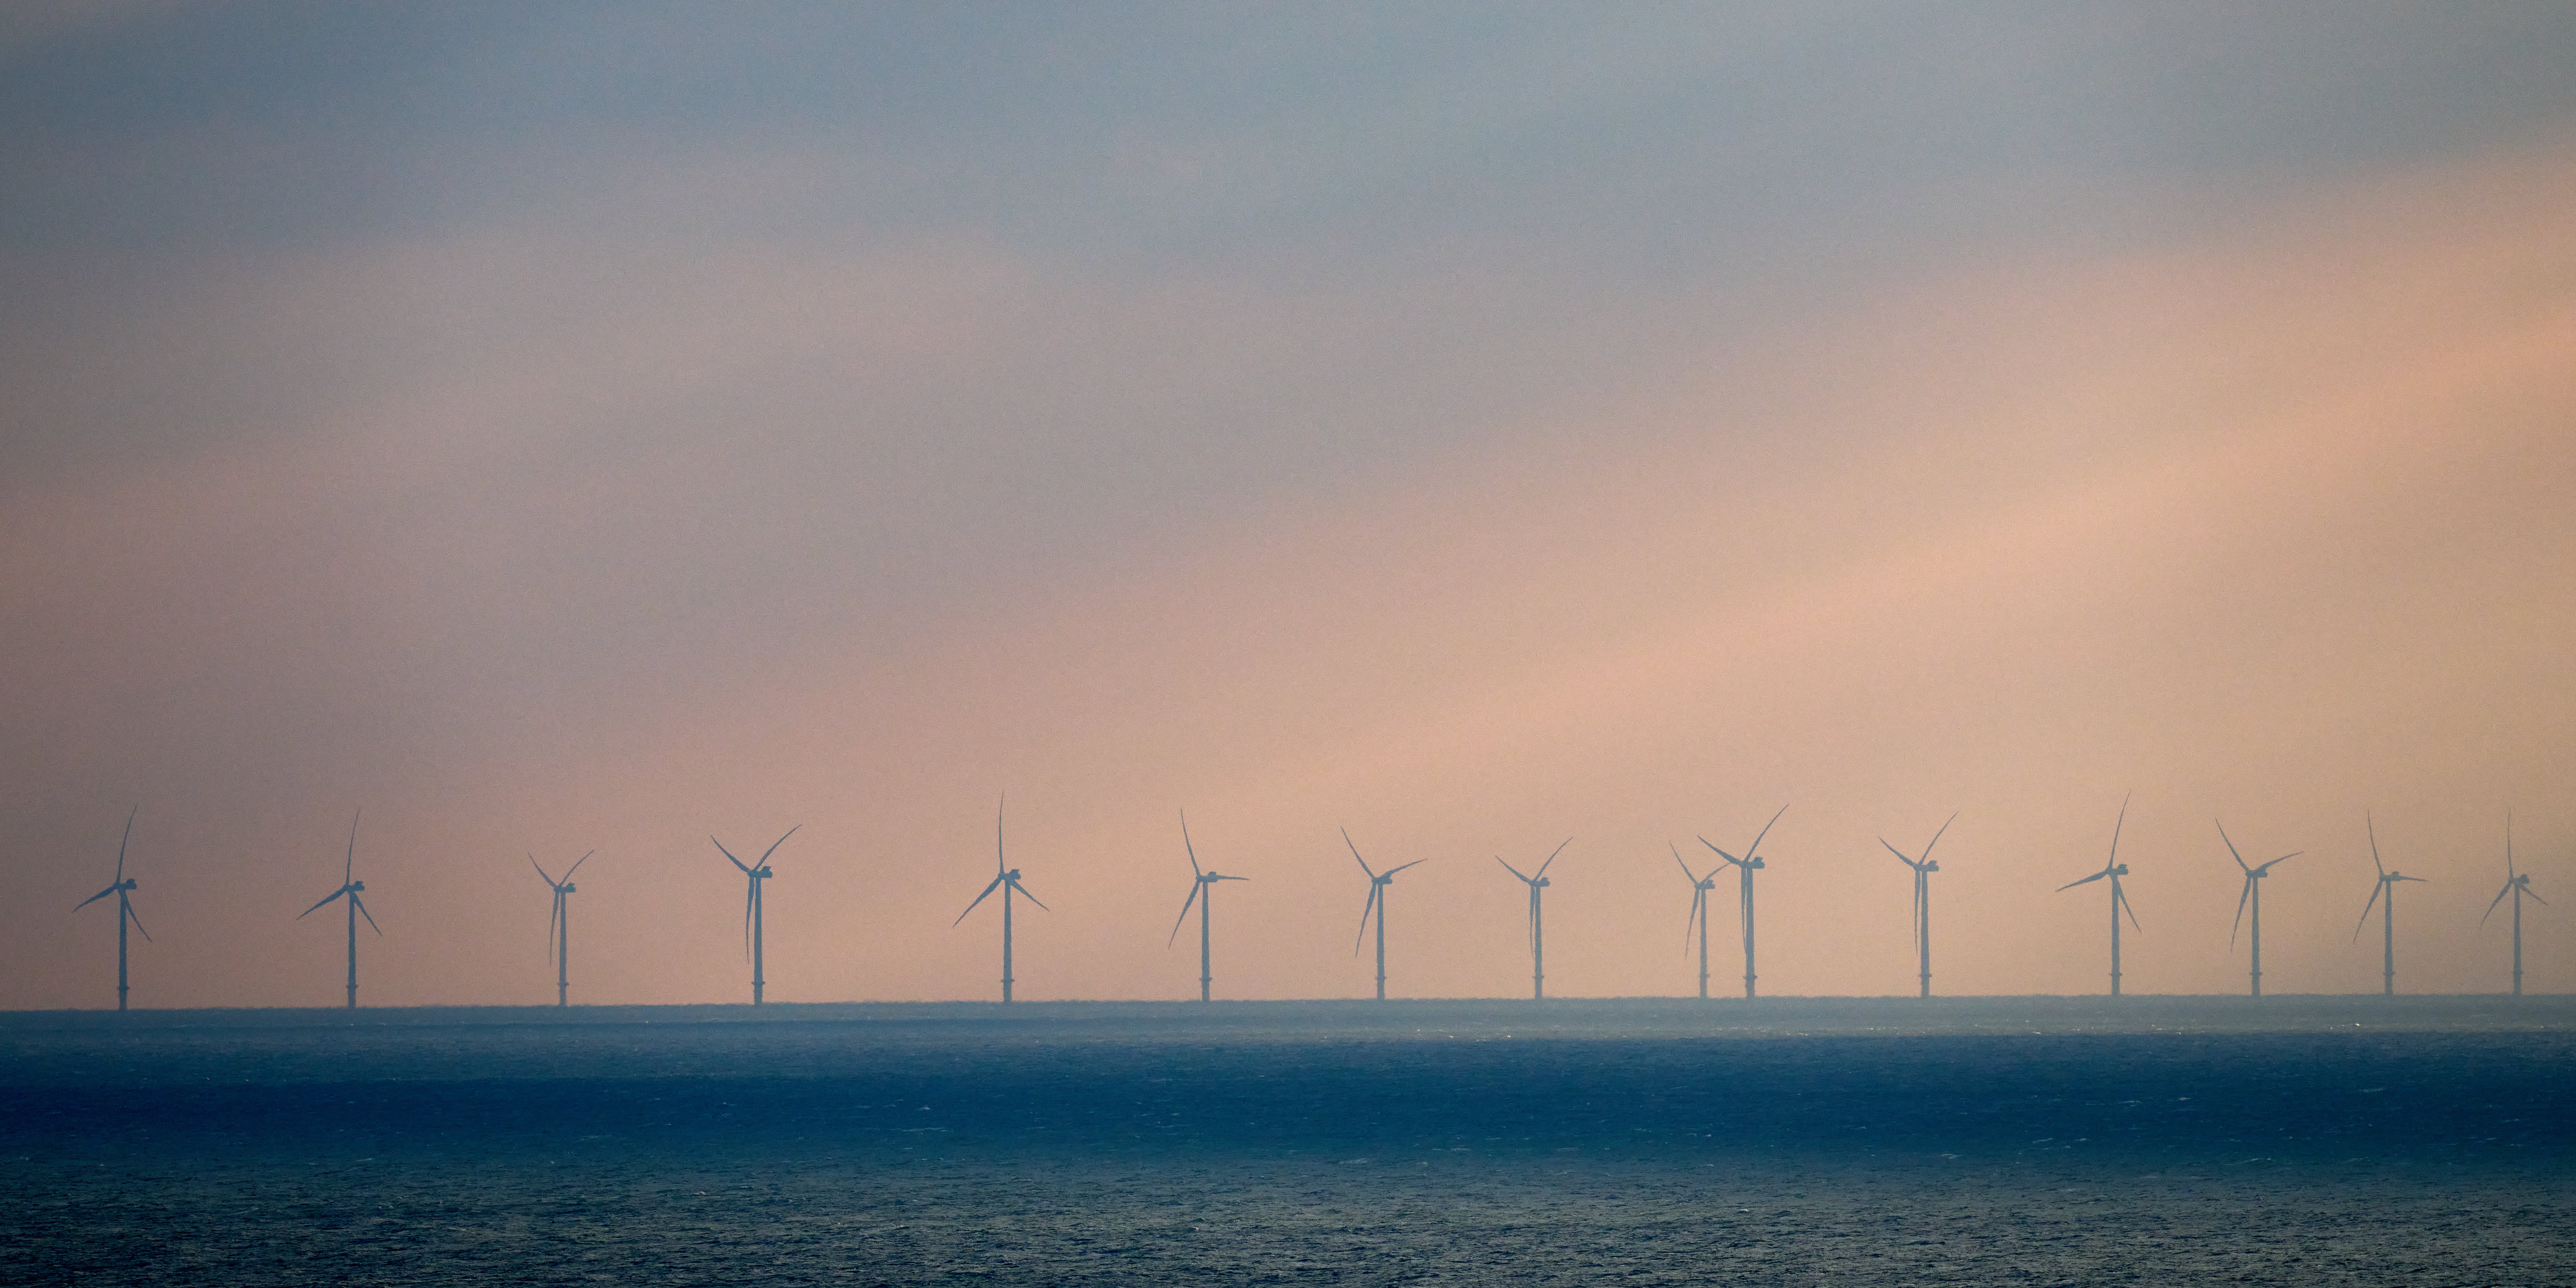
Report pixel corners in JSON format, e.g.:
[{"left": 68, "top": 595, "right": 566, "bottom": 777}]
[
  {"left": 1672, "top": 843, "right": 1717, "bottom": 1000},
  {"left": 1497, "top": 839, "right": 1570, "bottom": 1000},
  {"left": 2054, "top": 794, "right": 2140, "bottom": 997},
  {"left": 2482, "top": 813, "right": 2548, "bottom": 997},
  {"left": 955, "top": 795, "right": 1046, "bottom": 1003},
  {"left": 1699, "top": 804, "right": 1788, "bottom": 999},
  {"left": 297, "top": 809, "right": 379, "bottom": 1009},
  {"left": 1344, "top": 829, "right": 1425, "bottom": 1000},
  {"left": 2218, "top": 821, "right": 2300, "bottom": 997},
  {"left": 2353, "top": 813, "right": 2427, "bottom": 996},
  {"left": 72, "top": 807, "right": 151, "bottom": 1011},
  {"left": 1167, "top": 810, "right": 1248, "bottom": 1002},
  {"left": 1881, "top": 814, "right": 1955, "bottom": 998},
  {"left": 713, "top": 826, "right": 797, "bottom": 1005},
  {"left": 530, "top": 850, "right": 594, "bottom": 1007}
]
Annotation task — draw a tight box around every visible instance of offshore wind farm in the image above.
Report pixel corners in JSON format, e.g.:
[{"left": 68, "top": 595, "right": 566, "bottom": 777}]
[{"left": 5, "top": 5, "right": 2574, "bottom": 1286}]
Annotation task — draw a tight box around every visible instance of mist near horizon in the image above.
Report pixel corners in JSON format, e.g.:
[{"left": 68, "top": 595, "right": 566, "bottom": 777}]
[{"left": 6, "top": 5, "right": 2575, "bottom": 1012}]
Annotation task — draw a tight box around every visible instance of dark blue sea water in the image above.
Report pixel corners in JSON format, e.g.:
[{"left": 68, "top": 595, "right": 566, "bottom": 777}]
[{"left": 6, "top": 997, "right": 2571, "bottom": 1285}]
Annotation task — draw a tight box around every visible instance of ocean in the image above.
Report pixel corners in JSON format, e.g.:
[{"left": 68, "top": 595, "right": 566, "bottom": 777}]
[{"left": 6, "top": 996, "right": 2570, "bottom": 1285}]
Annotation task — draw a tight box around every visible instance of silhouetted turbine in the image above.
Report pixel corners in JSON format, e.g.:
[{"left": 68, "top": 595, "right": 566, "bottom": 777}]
[
  {"left": 1699, "top": 804, "right": 1787, "bottom": 999},
  {"left": 2353, "top": 813, "right": 2427, "bottom": 996},
  {"left": 2219, "top": 821, "right": 2300, "bottom": 997},
  {"left": 714, "top": 826, "right": 797, "bottom": 1005},
  {"left": 1497, "top": 839, "right": 1570, "bottom": 1000},
  {"left": 531, "top": 850, "right": 594, "bottom": 1007},
  {"left": 2482, "top": 813, "right": 2548, "bottom": 997},
  {"left": 72, "top": 807, "right": 150, "bottom": 1011},
  {"left": 956, "top": 794, "right": 1046, "bottom": 1002},
  {"left": 1168, "top": 810, "right": 1247, "bottom": 1002},
  {"left": 1672, "top": 843, "right": 1717, "bottom": 1000},
  {"left": 1881, "top": 814, "right": 1955, "bottom": 998},
  {"left": 2054, "top": 793, "right": 2140, "bottom": 997},
  {"left": 1345, "top": 829, "right": 1426, "bottom": 1000},
  {"left": 297, "top": 810, "right": 379, "bottom": 1009}
]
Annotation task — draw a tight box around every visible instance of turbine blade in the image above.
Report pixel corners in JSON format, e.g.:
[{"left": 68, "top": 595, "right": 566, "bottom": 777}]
[
  {"left": 2216, "top": 820, "right": 2249, "bottom": 873},
  {"left": 1685, "top": 885, "right": 1705, "bottom": 951},
  {"left": 1745, "top": 803, "right": 1788, "bottom": 862},
  {"left": 1535, "top": 837, "right": 1570, "bottom": 878},
  {"left": 1920, "top": 813, "right": 1958, "bottom": 863},
  {"left": 354, "top": 894, "right": 381, "bottom": 936},
  {"left": 1497, "top": 857, "right": 1532, "bottom": 884},
  {"left": 1216, "top": 874, "right": 1249, "bottom": 882},
  {"left": 1011, "top": 876, "right": 1049, "bottom": 911},
  {"left": 531, "top": 856, "right": 558, "bottom": 887},
  {"left": 1181, "top": 809, "right": 1202, "bottom": 879},
  {"left": 2230, "top": 876, "right": 2252, "bottom": 945},
  {"left": 1701, "top": 837, "right": 1745, "bottom": 868},
  {"left": 2353, "top": 880, "right": 2385, "bottom": 940},
  {"left": 712, "top": 837, "right": 752, "bottom": 874},
  {"left": 116, "top": 806, "right": 137, "bottom": 883},
  {"left": 346, "top": 808, "right": 361, "bottom": 885},
  {"left": 1343, "top": 827, "right": 1376, "bottom": 880},
  {"left": 2107, "top": 791, "right": 2130, "bottom": 866},
  {"left": 1671, "top": 843, "right": 1702, "bottom": 886},
  {"left": 1880, "top": 838, "right": 1917, "bottom": 867},
  {"left": 2257, "top": 851, "right": 2303, "bottom": 874},
  {"left": 954, "top": 874, "right": 1005, "bottom": 925},
  {"left": 75, "top": 885, "right": 119, "bottom": 911},
  {"left": 757, "top": 825, "right": 800, "bottom": 867},
  {"left": 2117, "top": 880, "right": 2140, "bottom": 931},
  {"left": 997, "top": 792, "right": 1007, "bottom": 872},
  {"left": 2056, "top": 870, "right": 2110, "bottom": 892},
  {"left": 549, "top": 889, "right": 562, "bottom": 954},
  {"left": 1355, "top": 883, "right": 1379, "bottom": 953},
  {"left": 2526, "top": 886, "right": 2550, "bottom": 906},
  {"left": 1386, "top": 858, "right": 1429, "bottom": 876},
  {"left": 299, "top": 887, "right": 349, "bottom": 918},
  {"left": 2484, "top": 882, "right": 2514, "bottom": 924},
  {"left": 2366, "top": 812, "right": 2384, "bottom": 877},
  {"left": 564, "top": 850, "right": 594, "bottom": 881},
  {"left": 1167, "top": 880, "right": 1201, "bottom": 947},
  {"left": 124, "top": 900, "right": 152, "bottom": 942}
]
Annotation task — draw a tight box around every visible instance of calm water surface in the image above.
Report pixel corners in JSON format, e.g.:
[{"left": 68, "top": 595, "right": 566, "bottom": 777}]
[{"left": 6, "top": 997, "right": 2570, "bottom": 1285}]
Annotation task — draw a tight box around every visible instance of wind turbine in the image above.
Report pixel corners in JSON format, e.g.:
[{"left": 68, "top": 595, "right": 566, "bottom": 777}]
[
  {"left": 1672, "top": 843, "right": 1717, "bottom": 999},
  {"left": 955, "top": 794, "right": 1045, "bottom": 1002},
  {"left": 72, "top": 807, "right": 150, "bottom": 1011},
  {"left": 297, "top": 809, "right": 379, "bottom": 1009},
  {"left": 2218, "top": 821, "right": 2300, "bottom": 997},
  {"left": 1344, "top": 829, "right": 1426, "bottom": 1000},
  {"left": 713, "top": 826, "right": 797, "bottom": 1005},
  {"left": 1698, "top": 804, "right": 1788, "bottom": 999},
  {"left": 1167, "top": 810, "right": 1248, "bottom": 1002},
  {"left": 2054, "top": 794, "right": 2140, "bottom": 997},
  {"left": 530, "top": 850, "right": 594, "bottom": 1007},
  {"left": 1881, "top": 814, "right": 1955, "bottom": 998},
  {"left": 2482, "top": 813, "right": 2548, "bottom": 997},
  {"left": 1497, "top": 839, "right": 1570, "bottom": 1000},
  {"left": 2353, "top": 813, "right": 2427, "bottom": 996}
]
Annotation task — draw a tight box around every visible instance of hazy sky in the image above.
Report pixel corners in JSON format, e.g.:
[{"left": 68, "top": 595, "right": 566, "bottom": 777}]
[{"left": 6, "top": 3, "right": 2574, "bottom": 1008}]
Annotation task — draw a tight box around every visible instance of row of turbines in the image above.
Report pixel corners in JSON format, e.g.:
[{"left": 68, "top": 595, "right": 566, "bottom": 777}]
[{"left": 69, "top": 798, "right": 2554, "bottom": 1010}]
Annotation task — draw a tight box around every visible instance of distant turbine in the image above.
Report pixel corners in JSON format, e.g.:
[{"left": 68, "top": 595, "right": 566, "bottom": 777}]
[
  {"left": 2218, "top": 821, "right": 2300, "bottom": 997},
  {"left": 1881, "top": 814, "right": 1955, "bottom": 999},
  {"left": 1497, "top": 839, "right": 1570, "bottom": 1000},
  {"left": 296, "top": 810, "right": 379, "bottom": 1009},
  {"left": 1671, "top": 843, "right": 1717, "bottom": 1000},
  {"left": 713, "top": 826, "right": 797, "bottom": 1006},
  {"left": 2054, "top": 794, "right": 2140, "bottom": 997},
  {"left": 1699, "top": 804, "right": 1787, "bottom": 999},
  {"left": 530, "top": 850, "right": 594, "bottom": 1007},
  {"left": 2482, "top": 813, "right": 2548, "bottom": 997},
  {"left": 71, "top": 807, "right": 150, "bottom": 1012},
  {"left": 2353, "top": 813, "right": 2427, "bottom": 996},
  {"left": 955, "top": 794, "right": 1046, "bottom": 1002},
  {"left": 1344, "top": 829, "right": 1426, "bottom": 1000},
  {"left": 1167, "top": 810, "right": 1248, "bottom": 1002}
]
